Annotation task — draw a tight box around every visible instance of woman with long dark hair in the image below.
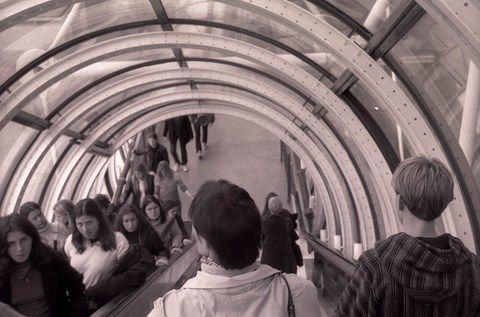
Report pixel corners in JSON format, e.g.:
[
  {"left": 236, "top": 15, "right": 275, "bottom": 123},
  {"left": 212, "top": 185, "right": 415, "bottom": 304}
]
[
  {"left": 142, "top": 195, "right": 183, "bottom": 256},
  {"left": 115, "top": 204, "right": 169, "bottom": 266},
  {"left": 64, "top": 198, "right": 129, "bottom": 289},
  {"left": 154, "top": 160, "right": 192, "bottom": 245},
  {"left": 260, "top": 192, "right": 299, "bottom": 273},
  {"left": 0, "top": 214, "right": 88, "bottom": 316}
]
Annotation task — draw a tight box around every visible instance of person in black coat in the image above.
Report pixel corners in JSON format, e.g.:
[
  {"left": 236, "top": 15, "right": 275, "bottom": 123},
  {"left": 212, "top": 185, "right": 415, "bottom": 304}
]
[
  {"left": 260, "top": 193, "right": 298, "bottom": 274},
  {"left": 115, "top": 203, "right": 170, "bottom": 265},
  {"left": 134, "top": 132, "right": 169, "bottom": 174},
  {"left": 163, "top": 116, "right": 193, "bottom": 172},
  {"left": 0, "top": 214, "right": 88, "bottom": 317}
]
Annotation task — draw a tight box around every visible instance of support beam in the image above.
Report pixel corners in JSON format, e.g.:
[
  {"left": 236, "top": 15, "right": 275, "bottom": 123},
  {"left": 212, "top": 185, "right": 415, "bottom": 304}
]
[
  {"left": 332, "top": 0, "right": 425, "bottom": 94},
  {"left": 12, "top": 111, "right": 110, "bottom": 152},
  {"left": 459, "top": 61, "right": 480, "bottom": 165}
]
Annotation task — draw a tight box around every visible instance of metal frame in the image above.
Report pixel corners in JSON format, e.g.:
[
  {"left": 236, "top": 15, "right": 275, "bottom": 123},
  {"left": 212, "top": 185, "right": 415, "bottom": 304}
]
[
  {"left": 47, "top": 67, "right": 379, "bottom": 247},
  {"left": 56, "top": 99, "right": 343, "bottom": 251},
  {"left": 0, "top": 32, "right": 397, "bottom": 247},
  {"left": 332, "top": 0, "right": 425, "bottom": 94}
]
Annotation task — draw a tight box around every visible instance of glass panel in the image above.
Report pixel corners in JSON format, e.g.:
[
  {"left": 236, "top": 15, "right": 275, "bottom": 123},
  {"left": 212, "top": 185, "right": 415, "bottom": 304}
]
[
  {"left": 0, "top": 1, "right": 157, "bottom": 87},
  {"left": 0, "top": 123, "right": 39, "bottom": 214},
  {"left": 23, "top": 135, "right": 72, "bottom": 206},
  {"left": 164, "top": 0, "right": 346, "bottom": 75},
  {"left": 21, "top": 48, "right": 175, "bottom": 118},
  {"left": 303, "top": 0, "right": 404, "bottom": 32},
  {"left": 349, "top": 81, "right": 411, "bottom": 161},
  {"left": 389, "top": 14, "right": 468, "bottom": 139},
  {"left": 70, "top": 79, "right": 185, "bottom": 134}
]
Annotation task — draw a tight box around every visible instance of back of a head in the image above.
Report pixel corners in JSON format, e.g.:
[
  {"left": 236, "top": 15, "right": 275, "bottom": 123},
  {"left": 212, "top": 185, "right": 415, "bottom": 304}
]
[
  {"left": 189, "top": 180, "right": 261, "bottom": 270},
  {"left": 392, "top": 156, "right": 454, "bottom": 221},
  {"left": 18, "top": 202, "right": 41, "bottom": 217},
  {"left": 94, "top": 194, "right": 110, "bottom": 210},
  {"left": 54, "top": 199, "right": 74, "bottom": 214}
]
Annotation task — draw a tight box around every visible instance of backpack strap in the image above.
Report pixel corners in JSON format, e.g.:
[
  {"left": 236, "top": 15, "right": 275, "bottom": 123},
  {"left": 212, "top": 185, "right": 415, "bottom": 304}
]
[{"left": 279, "top": 273, "right": 296, "bottom": 317}]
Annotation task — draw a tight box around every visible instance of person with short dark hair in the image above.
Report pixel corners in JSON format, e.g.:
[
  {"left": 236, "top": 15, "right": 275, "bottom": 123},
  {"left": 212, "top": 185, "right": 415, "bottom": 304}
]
[
  {"left": 115, "top": 203, "right": 169, "bottom": 266},
  {"left": 19, "top": 201, "right": 69, "bottom": 253},
  {"left": 0, "top": 214, "right": 88, "bottom": 316},
  {"left": 134, "top": 132, "right": 169, "bottom": 174},
  {"left": 94, "top": 194, "right": 117, "bottom": 227},
  {"left": 120, "top": 164, "right": 154, "bottom": 208},
  {"left": 336, "top": 156, "right": 480, "bottom": 316},
  {"left": 147, "top": 180, "right": 321, "bottom": 316}
]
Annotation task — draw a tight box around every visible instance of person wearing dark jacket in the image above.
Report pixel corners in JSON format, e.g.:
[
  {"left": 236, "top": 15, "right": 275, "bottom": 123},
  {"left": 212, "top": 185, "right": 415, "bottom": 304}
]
[
  {"left": 260, "top": 193, "right": 297, "bottom": 274},
  {"left": 0, "top": 214, "right": 88, "bottom": 317},
  {"left": 64, "top": 199, "right": 152, "bottom": 308},
  {"left": 336, "top": 156, "right": 480, "bottom": 317},
  {"left": 163, "top": 116, "right": 193, "bottom": 172},
  {"left": 115, "top": 203, "right": 169, "bottom": 266},
  {"left": 120, "top": 164, "right": 154, "bottom": 208},
  {"left": 134, "top": 132, "right": 169, "bottom": 174}
]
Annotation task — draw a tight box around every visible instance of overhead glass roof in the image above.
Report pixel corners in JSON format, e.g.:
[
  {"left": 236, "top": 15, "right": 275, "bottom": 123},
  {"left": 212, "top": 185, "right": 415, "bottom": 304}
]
[{"left": 0, "top": 0, "right": 479, "bottom": 257}]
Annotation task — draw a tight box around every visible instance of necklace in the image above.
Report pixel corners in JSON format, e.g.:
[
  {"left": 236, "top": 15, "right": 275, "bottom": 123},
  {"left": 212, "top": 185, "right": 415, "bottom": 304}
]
[{"left": 200, "top": 256, "right": 224, "bottom": 268}]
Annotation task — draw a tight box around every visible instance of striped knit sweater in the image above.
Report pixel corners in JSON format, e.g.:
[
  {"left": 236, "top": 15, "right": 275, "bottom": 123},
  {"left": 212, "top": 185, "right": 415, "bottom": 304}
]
[{"left": 335, "top": 233, "right": 480, "bottom": 317}]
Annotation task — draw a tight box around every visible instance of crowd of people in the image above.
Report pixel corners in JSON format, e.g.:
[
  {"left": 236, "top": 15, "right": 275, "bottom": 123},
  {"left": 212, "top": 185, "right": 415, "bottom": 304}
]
[{"left": 1, "top": 125, "right": 480, "bottom": 317}]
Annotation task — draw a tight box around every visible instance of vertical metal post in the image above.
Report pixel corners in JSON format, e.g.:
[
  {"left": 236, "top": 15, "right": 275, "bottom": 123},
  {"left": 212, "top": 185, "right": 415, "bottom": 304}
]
[
  {"left": 112, "top": 134, "right": 141, "bottom": 204},
  {"left": 363, "top": 0, "right": 389, "bottom": 32},
  {"left": 459, "top": 61, "right": 480, "bottom": 165}
]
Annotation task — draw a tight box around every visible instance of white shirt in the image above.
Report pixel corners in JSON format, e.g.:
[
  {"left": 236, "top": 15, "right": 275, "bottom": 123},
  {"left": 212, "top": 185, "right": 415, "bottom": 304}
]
[
  {"left": 147, "top": 263, "right": 322, "bottom": 317},
  {"left": 64, "top": 231, "right": 129, "bottom": 288}
]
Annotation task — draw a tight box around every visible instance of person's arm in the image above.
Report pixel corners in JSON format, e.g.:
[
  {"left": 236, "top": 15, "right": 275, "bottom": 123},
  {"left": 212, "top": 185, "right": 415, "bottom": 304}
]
[
  {"left": 133, "top": 148, "right": 147, "bottom": 156},
  {"left": 175, "top": 177, "right": 193, "bottom": 199},
  {"left": 169, "top": 222, "right": 183, "bottom": 254},
  {"left": 0, "top": 302, "right": 26, "bottom": 317},
  {"left": 335, "top": 250, "right": 382, "bottom": 317},
  {"left": 115, "top": 232, "right": 130, "bottom": 260},
  {"left": 53, "top": 253, "right": 89, "bottom": 316},
  {"left": 146, "top": 228, "right": 170, "bottom": 261}
]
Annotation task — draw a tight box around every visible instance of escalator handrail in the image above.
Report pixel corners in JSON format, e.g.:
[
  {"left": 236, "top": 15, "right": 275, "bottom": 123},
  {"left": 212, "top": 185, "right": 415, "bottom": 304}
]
[{"left": 92, "top": 244, "right": 199, "bottom": 316}]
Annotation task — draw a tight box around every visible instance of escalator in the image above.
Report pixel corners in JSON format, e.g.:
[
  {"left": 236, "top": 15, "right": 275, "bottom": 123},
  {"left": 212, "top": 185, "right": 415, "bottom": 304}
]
[{"left": 92, "top": 244, "right": 200, "bottom": 317}]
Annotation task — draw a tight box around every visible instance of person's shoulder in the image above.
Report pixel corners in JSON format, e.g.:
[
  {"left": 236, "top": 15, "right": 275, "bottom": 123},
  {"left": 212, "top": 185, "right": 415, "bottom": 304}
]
[
  {"left": 114, "top": 231, "right": 128, "bottom": 243},
  {"left": 283, "top": 273, "right": 317, "bottom": 295},
  {"left": 149, "top": 288, "right": 199, "bottom": 316}
]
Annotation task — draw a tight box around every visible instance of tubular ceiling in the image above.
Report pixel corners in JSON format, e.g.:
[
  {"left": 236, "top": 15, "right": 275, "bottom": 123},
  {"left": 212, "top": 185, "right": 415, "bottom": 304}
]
[{"left": 0, "top": 0, "right": 479, "bottom": 256}]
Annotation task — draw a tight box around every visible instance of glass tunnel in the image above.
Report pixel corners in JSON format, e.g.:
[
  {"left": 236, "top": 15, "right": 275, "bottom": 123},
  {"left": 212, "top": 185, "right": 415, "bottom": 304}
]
[{"left": 1, "top": 0, "right": 480, "bottom": 315}]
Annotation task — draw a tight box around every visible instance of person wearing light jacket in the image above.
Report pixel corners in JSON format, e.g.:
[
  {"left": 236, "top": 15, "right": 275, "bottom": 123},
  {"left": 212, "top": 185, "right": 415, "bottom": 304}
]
[
  {"left": 147, "top": 180, "right": 321, "bottom": 317},
  {"left": 336, "top": 156, "right": 480, "bottom": 316}
]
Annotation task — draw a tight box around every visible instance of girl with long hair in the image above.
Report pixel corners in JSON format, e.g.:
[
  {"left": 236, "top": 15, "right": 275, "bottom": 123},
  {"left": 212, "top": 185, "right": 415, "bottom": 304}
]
[
  {"left": 154, "top": 161, "right": 192, "bottom": 245},
  {"left": 115, "top": 204, "right": 169, "bottom": 266},
  {"left": 53, "top": 199, "right": 75, "bottom": 234},
  {"left": 64, "top": 198, "right": 129, "bottom": 289},
  {"left": 142, "top": 195, "right": 183, "bottom": 256},
  {"left": 0, "top": 214, "right": 88, "bottom": 316}
]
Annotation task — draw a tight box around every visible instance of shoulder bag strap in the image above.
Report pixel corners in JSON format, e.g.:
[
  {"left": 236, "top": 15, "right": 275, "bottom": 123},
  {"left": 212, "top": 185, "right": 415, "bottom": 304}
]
[{"left": 279, "top": 273, "right": 296, "bottom": 317}]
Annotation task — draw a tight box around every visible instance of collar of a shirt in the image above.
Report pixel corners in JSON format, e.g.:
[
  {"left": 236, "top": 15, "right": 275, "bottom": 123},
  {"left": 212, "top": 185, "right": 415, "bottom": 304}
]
[{"left": 182, "top": 264, "right": 280, "bottom": 289}]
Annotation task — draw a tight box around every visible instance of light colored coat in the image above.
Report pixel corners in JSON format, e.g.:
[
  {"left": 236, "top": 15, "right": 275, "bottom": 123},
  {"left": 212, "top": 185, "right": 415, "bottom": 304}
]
[{"left": 147, "top": 263, "right": 322, "bottom": 317}]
